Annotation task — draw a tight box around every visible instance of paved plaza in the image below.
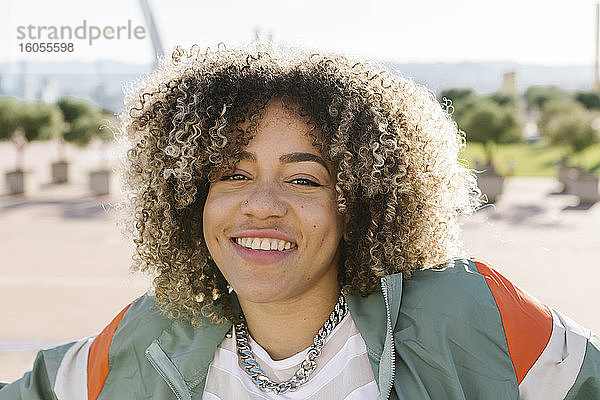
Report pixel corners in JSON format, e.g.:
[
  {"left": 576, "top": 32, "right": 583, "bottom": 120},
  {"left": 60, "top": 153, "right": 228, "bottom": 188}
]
[{"left": 0, "top": 142, "right": 599, "bottom": 382}]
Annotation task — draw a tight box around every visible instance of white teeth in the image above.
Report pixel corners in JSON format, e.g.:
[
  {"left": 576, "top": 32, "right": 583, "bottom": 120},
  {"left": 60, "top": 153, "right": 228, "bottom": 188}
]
[{"left": 235, "top": 237, "right": 296, "bottom": 251}]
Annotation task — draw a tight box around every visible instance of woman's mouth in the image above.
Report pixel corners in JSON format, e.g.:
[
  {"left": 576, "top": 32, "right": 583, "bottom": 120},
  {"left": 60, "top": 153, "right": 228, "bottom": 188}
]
[{"left": 230, "top": 237, "right": 297, "bottom": 265}]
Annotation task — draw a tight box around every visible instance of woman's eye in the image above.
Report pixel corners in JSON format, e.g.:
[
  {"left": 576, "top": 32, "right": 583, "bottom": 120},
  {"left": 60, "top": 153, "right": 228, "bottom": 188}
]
[
  {"left": 220, "top": 173, "right": 248, "bottom": 181},
  {"left": 219, "top": 174, "right": 320, "bottom": 186},
  {"left": 291, "top": 178, "right": 322, "bottom": 187}
]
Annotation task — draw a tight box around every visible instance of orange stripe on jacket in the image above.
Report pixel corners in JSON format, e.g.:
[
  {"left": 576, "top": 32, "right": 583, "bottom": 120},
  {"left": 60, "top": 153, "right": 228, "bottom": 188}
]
[
  {"left": 473, "top": 259, "right": 552, "bottom": 384},
  {"left": 87, "top": 302, "right": 134, "bottom": 400}
]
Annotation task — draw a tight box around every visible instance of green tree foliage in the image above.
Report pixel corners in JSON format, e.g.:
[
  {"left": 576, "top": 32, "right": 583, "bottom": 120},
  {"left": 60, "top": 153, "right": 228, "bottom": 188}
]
[
  {"left": 539, "top": 98, "right": 598, "bottom": 159},
  {"left": 0, "top": 99, "right": 63, "bottom": 142},
  {"left": 0, "top": 98, "right": 63, "bottom": 170},
  {"left": 488, "top": 92, "right": 519, "bottom": 108},
  {"left": 524, "top": 86, "right": 566, "bottom": 110},
  {"left": 439, "top": 88, "right": 477, "bottom": 122},
  {"left": 440, "top": 88, "right": 475, "bottom": 103},
  {"left": 56, "top": 97, "right": 109, "bottom": 149},
  {"left": 546, "top": 112, "right": 597, "bottom": 153},
  {"left": 440, "top": 89, "right": 523, "bottom": 164},
  {"left": 99, "top": 111, "right": 116, "bottom": 142},
  {"left": 63, "top": 112, "right": 108, "bottom": 147},
  {"left": 0, "top": 97, "right": 21, "bottom": 141},
  {"left": 537, "top": 98, "right": 583, "bottom": 136},
  {"left": 460, "top": 97, "right": 523, "bottom": 163},
  {"left": 19, "top": 103, "right": 63, "bottom": 142},
  {"left": 574, "top": 91, "right": 600, "bottom": 110},
  {"left": 57, "top": 97, "right": 98, "bottom": 124}
]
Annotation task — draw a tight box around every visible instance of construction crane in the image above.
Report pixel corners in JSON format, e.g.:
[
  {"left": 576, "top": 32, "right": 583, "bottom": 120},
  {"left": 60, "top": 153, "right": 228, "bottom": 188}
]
[
  {"left": 595, "top": 3, "right": 599, "bottom": 91},
  {"left": 138, "top": 0, "right": 165, "bottom": 69}
]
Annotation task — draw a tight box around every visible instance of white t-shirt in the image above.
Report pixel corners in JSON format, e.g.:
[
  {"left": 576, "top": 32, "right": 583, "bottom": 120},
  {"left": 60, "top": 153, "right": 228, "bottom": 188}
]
[{"left": 202, "top": 313, "right": 381, "bottom": 399}]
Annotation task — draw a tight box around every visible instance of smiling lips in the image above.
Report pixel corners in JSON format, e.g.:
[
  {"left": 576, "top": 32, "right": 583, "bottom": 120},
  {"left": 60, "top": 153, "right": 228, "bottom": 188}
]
[
  {"left": 233, "top": 237, "right": 297, "bottom": 251},
  {"left": 231, "top": 236, "right": 297, "bottom": 265}
]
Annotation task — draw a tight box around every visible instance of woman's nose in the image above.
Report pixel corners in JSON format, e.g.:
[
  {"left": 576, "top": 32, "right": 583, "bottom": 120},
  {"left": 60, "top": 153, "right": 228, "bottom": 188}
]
[{"left": 241, "top": 179, "right": 287, "bottom": 219}]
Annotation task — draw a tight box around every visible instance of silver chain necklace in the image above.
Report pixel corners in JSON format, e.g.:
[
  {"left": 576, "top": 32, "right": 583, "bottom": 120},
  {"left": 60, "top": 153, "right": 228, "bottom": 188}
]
[{"left": 235, "top": 292, "right": 348, "bottom": 395}]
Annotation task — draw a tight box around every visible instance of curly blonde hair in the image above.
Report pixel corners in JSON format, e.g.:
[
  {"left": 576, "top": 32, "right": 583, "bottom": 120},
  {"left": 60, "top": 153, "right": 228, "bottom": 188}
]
[{"left": 118, "top": 43, "right": 480, "bottom": 327}]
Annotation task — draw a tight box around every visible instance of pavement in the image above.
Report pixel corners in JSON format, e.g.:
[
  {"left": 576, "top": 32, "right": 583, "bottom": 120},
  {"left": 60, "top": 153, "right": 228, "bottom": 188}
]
[
  {"left": 460, "top": 177, "right": 600, "bottom": 334},
  {"left": 0, "top": 141, "right": 599, "bottom": 383}
]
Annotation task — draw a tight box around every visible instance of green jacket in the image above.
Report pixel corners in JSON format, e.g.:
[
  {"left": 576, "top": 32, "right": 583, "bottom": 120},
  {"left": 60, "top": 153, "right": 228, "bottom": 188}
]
[{"left": 1, "top": 258, "right": 599, "bottom": 399}]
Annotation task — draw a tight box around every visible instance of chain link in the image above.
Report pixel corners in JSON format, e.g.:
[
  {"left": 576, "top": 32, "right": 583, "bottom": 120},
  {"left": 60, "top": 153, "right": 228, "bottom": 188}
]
[{"left": 235, "top": 292, "right": 348, "bottom": 395}]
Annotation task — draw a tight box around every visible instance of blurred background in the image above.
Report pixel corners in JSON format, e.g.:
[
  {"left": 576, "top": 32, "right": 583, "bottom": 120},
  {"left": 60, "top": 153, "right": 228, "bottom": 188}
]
[{"left": 1, "top": 0, "right": 599, "bottom": 382}]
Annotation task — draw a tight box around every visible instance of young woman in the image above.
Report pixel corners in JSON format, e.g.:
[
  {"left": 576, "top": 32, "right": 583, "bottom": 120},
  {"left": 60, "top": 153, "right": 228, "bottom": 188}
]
[{"left": 1, "top": 44, "right": 598, "bottom": 399}]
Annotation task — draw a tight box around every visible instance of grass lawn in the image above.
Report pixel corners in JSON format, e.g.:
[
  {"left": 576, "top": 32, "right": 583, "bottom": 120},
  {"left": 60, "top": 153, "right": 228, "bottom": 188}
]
[{"left": 460, "top": 142, "right": 600, "bottom": 177}]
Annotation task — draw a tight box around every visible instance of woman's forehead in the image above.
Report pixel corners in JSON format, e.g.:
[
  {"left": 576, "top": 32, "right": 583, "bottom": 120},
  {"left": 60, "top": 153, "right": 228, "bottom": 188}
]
[
  {"left": 234, "top": 149, "right": 331, "bottom": 174},
  {"left": 257, "top": 98, "right": 310, "bottom": 128},
  {"left": 218, "top": 97, "right": 334, "bottom": 175},
  {"left": 238, "top": 99, "right": 323, "bottom": 151}
]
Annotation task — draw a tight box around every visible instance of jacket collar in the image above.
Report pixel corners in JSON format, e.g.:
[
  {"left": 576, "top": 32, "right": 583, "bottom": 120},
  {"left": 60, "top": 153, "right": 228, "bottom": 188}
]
[
  {"left": 149, "top": 274, "right": 404, "bottom": 396},
  {"left": 383, "top": 272, "right": 403, "bottom": 328},
  {"left": 152, "top": 314, "right": 232, "bottom": 394},
  {"left": 344, "top": 272, "right": 403, "bottom": 398},
  {"left": 150, "top": 297, "right": 241, "bottom": 394}
]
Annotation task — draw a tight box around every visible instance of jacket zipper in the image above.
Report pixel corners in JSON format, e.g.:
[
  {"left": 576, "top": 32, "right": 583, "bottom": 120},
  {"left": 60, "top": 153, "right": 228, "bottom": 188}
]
[
  {"left": 381, "top": 277, "right": 396, "bottom": 400},
  {"left": 145, "top": 348, "right": 185, "bottom": 400}
]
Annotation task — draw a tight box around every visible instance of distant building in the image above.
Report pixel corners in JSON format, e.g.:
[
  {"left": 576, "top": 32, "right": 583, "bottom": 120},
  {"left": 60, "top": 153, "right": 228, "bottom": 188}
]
[
  {"left": 21, "top": 75, "right": 35, "bottom": 103},
  {"left": 501, "top": 72, "right": 517, "bottom": 93},
  {"left": 93, "top": 79, "right": 107, "bottom": 110},
  {"left": 19, "top": 61, "right": 36, "bottom": 103},
  {"left": 40, "top": 78, "right": 60, "bottom": 104},
  {"left": 595, "top": 3, "right": 599, "bottom": 90}
]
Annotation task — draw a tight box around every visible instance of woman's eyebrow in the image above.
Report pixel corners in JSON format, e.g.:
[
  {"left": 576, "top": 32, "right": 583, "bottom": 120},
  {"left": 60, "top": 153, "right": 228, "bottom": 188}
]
[{"left": 237, "top": 150, "right": 330, "bottom": 173}]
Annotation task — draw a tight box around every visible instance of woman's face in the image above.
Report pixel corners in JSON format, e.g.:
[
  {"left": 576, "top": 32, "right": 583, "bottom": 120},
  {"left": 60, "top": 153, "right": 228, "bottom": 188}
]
[{"left": 203, "top": 99, "right": 344, "bottom": 305}]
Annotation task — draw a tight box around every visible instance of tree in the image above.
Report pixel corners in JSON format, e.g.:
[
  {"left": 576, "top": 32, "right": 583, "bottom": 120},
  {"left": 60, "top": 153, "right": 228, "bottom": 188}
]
[
  {"left": 537, "top": 98, "right": 583, "bottom": 139},
  {"left": 63, "top": 111, "right": 106, "bottom": 147},
  {"left": 524, "top": 86, "right": 566, "bottom": 111},
  {"left": 56, "top": 97, "right": 103, "bottom": 159},
  {"left": 488, "top": 92, "right": 519, "bottom": 109},
  {"left": 439, "top": 88, "right": 478, "bottom": 123},
  {"left": 56, "top": 97, "right": 97, "bottom": 124},
  {"left": 441, "top": 90, "right": 523, "bottom": 165},
  {"left": 20, "top": 103, "right": 63, "bottom": 142},
  {"left": 461, "top": 97, "right": 523, "bottom": 164},
  {"left": 0, "top": 99, "right": 62, "bottom": 171},
  {"left": 0, "top": 97, "right": 21, "bottom": 142},
  {"left": 542, "top": 103, "right": 598, "bottom": 163},
  {"left": 440, "top": 88, "right": 475, "bottom": 103},
  {"left": 574, "top": 91, "right": 600, "bottom": 110}
]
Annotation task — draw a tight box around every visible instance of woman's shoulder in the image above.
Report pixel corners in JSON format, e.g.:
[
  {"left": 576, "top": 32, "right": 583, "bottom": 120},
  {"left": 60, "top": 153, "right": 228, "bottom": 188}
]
[
  {"left": 400, "top": 258, "right": 564, "bottom": 390},
  {"left": 116, "top": 292, "right": 166, "bottom": 326},
  {"left": 0, "top": 292, "right": 176, "bottom": 399},
  {"left": 103, "top": 292, "right": 174, "bottom": 350},
  {"left": 398, "top": 260, "right": 600, "bottom": 398},
  {"left": 402, "top": 257, "right": 501, "bottom": 312},
  {"left": 402, "top": 258, "right": 553, "bottom": 338}
]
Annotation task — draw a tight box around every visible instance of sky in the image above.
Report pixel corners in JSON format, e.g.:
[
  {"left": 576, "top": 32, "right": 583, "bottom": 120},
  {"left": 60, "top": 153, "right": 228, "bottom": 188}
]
[{"left": 1, "top": 0, "right": 599, "bottom": 67}]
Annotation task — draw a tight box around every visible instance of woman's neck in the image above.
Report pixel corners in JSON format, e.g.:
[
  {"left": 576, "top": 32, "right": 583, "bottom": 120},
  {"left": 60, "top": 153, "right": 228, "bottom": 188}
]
[{"left": 238, "top": 284, "right": 340, "bottom": 361}]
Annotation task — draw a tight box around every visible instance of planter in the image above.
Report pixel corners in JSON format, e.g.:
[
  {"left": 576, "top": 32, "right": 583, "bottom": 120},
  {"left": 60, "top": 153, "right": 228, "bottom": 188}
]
[
  {"left": 557, "top": 165, "right": 581, "bottom": 193},
  {"left": 89, "top": 169, "right": 112, "bottom": 196},
  {"left": 477, "top": 169, "right": 504, "bottom": 203},
  {"left": 51, "top": 161, "right": 69, "bottom": 184},
  {"left": 5, "top": 170, "right": 36, "bottom": 195},
  {"left": 570, "top": 173, "right": 600, "bottom": 205}
]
